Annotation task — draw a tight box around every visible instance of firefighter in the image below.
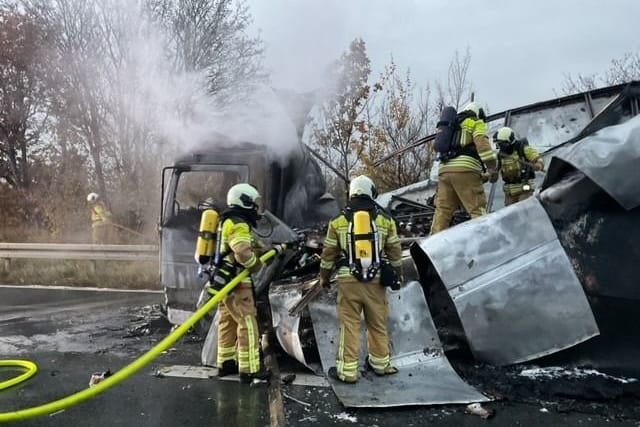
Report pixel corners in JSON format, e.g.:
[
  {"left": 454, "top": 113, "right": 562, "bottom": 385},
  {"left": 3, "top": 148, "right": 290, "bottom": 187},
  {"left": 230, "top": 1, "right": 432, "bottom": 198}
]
[
  {"left": 430, "top": 102, "right": 498, "bottom": 234},
  {"left": 494, "top": 127, "right": 545, "bottom": 206},
  {"left": 318, "top": 175, "right": 403, "bottom": 384},
  {"left": 87, "top": 192, "right": 113, "bottom": 244},
  {"left": 214, "top": 183, "right": 271, "bottom": 384}
]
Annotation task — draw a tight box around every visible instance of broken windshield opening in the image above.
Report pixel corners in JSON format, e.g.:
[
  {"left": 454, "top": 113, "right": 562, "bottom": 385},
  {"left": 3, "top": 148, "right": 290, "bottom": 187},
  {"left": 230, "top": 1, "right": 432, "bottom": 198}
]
[
  {"left": 163, "top": 165, "right": 250, "bottom": 225},
  {"left": 176, "top": 168, "right": 243, "bottom": 211}
]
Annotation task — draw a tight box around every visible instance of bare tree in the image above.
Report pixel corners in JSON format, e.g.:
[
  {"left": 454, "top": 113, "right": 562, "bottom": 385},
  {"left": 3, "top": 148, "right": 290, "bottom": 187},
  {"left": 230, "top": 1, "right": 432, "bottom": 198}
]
[
  {"left": 361, "top": 48, "right": 475, "bottom": 191},
  {"left": 560, "top": 72, "right": 598, "bottom": 95},
  {"left": 19, "top": 0, "right": 267, "bottom": 233},
  {"left": 0, "top": 5, "right": 50, "bottom": 190},
  {"left": 360, "top": 60, "right": 435, "bottom": 192},
  {"left": 310, "top": 38, "right": 381, "bottom": 198},
  {"left": 23, "top": 0, "right": 114, "bottom": 197},
  {"left": 147, "top": 0, "right": 266, "bottom": 103},
  {"left": 436, "top": 46, "right": 473, "bottom": 110},
  {"left": 561, "top": 51, "right": 640, "bottom": 95}
]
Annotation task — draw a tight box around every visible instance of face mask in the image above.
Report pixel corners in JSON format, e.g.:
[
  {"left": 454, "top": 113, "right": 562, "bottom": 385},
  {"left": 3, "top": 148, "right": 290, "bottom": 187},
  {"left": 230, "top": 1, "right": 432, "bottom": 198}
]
[{"left": 499, "top": 142, "right": 515, "bottom": 154}]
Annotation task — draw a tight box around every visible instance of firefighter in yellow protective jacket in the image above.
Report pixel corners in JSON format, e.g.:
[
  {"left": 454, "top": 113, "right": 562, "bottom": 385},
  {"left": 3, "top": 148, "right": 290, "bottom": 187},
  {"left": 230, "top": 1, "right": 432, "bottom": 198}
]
[
  {"left": 430, "top": 102, "right": 498, "bottom": 234},
  {"left": 318, "top": 175, "right": 403, "bottom": 384},
  {"left": 494, "top": 127, "right": 545, "bottom": 206},
  {"left": 214, "top": 183, "right": 271, "bottom": 384},
  {"left": 87, "top": 192, "right": 113, "bottom": 244}
]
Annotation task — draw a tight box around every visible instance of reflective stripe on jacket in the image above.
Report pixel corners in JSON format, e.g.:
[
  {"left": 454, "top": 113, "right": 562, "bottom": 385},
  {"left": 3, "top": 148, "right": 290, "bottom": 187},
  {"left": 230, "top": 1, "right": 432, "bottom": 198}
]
[
  {"left": 219, "top": 218, "right": 262, "bottom": 284},
  {"left": 439, "top": 118, "right": 497, "bottom": 175},
  {"left": 91, "top": 202, "right": 112, "bottom": 227},
  {"left": 500, "top": 145, "right": 543, "bottom": 194},
  {"left": 319, "top": 211, "right": 402, "bottom": 280}
]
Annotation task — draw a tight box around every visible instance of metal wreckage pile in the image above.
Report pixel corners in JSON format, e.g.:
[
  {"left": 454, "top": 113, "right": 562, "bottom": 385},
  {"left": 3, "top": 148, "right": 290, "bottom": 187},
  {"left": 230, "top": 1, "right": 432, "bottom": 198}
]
[{"left": 160, "top": 82, "right": 640, "bottom": 408}]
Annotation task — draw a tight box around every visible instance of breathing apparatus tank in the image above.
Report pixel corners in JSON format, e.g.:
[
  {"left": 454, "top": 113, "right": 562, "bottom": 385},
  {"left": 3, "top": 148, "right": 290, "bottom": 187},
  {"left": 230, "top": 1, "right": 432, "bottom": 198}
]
[
  {"left": 353, "top": 211, "right": 373, "bottom": 270},
  {"left": 347, "top": 209, "right": 381, "bottom": 282},
  {"left": 194, "top": 209, "right": 219, "bottom": 265}
]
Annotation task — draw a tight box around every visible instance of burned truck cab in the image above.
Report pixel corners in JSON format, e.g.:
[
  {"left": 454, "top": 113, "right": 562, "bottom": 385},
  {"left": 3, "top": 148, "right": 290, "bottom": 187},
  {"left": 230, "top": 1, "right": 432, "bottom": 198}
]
[{"left": 160, "top": 139, "right": 338, "bottom": 324}]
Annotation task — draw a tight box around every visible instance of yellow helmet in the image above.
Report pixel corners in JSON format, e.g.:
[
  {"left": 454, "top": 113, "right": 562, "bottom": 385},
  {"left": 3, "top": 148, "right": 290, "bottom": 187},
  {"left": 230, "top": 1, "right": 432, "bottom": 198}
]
[
  {"left": 493, "top": 126, "right": 516, "bottom": 144},
  {"left": 349, "top": 175, "right": 377, "bottom": 199},
  {"left": 227, "top": 183, "right": 261, "bottom": 209},
  {"left": 462, "top": 101, "right": 486, "bottom": 121}
]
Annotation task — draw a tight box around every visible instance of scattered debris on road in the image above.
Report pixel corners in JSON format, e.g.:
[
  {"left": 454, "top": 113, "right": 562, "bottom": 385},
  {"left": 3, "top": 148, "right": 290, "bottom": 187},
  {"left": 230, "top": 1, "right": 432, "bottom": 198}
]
[
  {"left": 88, "top": 370, "right": 111, "bottom": 387},
  {"left": 465, "top": 402, "right": 495, "bottom": 419}
]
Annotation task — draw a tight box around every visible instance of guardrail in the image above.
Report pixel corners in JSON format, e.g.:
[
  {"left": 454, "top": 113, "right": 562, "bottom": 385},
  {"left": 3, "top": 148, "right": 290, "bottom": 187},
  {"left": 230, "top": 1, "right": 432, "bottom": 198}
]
[{"left": 0, "top": 243, "right": 158, "bottom": 271}]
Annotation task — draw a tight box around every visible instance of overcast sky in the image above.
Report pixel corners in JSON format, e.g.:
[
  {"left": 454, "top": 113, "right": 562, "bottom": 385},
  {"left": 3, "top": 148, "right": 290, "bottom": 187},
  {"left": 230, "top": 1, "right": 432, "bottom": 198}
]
[{"left": 248, "top": 0, "right": 640, "bottom": 113}]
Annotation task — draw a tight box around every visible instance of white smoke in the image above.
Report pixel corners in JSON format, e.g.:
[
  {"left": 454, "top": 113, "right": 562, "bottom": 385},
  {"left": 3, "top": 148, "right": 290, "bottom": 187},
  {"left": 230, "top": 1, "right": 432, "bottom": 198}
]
[
  {"left": 210, "top": 85, "right": 302, "bottom": 160},
  {"left": 103, "top": 0, "right": 300, "bottom": 161}
]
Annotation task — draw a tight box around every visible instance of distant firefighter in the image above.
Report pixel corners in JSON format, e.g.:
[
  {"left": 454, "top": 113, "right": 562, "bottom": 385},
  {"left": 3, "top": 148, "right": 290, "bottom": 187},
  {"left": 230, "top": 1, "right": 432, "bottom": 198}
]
[
  {"left": 87, "top": 192, "right": 113, "bottom": 244},
  {"left": 494, "top": 127, "right": 545, "bottom": 206}
]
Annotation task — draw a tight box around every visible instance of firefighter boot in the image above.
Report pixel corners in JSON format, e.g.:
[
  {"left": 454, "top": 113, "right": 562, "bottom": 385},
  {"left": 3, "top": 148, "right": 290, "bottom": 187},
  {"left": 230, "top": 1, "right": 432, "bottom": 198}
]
[
  {"left": 239, "top": 368, "right": 271, "bottom": 384},
  {"left": 217, "top": 360, "right": 238, "bottom": 378},
  {"left": 372, "top": 365, "right": 399, "bottom": 376},
  {"left": 367, "top": 357, "right": 399, "bottom": 377},
  {"left": 328, "top": 367, "right": 357, "bottom": 384}
]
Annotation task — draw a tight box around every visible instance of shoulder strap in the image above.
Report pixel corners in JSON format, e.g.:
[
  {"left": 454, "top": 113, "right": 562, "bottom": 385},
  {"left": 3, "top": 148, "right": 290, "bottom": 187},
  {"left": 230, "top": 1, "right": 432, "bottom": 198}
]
[
  {"left": 343, "top": 206, "right": 379, "bottom": 222},
  {"left": 213, "top": 217, "right": 240, "bottom": 266},
  {"left": 340, "top": 207, "right": 352, "bottom": 222},
  {"left": 516, "top": 141, "right": 527, "bottom": 160}
]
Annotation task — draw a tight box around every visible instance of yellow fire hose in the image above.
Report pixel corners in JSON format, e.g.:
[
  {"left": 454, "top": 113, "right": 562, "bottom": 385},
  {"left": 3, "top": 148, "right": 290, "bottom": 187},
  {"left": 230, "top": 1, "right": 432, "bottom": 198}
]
[
  {"left": 0, "top": 248, "right": 279, "bottom": 423},
  {"left": 0, "top": 360, "right": 38, "bottom": 392}
]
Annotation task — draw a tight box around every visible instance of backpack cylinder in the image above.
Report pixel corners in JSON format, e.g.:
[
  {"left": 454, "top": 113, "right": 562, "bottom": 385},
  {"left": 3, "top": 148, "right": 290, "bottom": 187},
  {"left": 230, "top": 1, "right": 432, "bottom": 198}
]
[
  {"left": 353, "top": 210, "right": 373, "bottom": 270},
  {"left": 194, "top": 209, "right": 219, "bottom": 265},
  {"left": 434, "top": 106, "right": 459, "bottom": 161}
]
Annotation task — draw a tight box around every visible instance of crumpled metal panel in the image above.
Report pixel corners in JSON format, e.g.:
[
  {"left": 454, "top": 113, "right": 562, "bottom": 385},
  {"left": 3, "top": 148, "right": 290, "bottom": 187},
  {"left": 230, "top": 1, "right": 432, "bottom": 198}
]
[
  {"left": 201, "top": 309, "right": 220, "bottom": 367},
  {"left": 543, "top": 114, "right": 640, "bottom": 210},
  {"left": 308, "top": 281, "right": 489, "bottom": 407},
  {"left": 414, "top": 197, "right": 599, "bottom": 365},
  {"left": 268, "top": 283, "right": 310, "bottom": 368},
  {"left": 540, "top": 171, "right": 640, "bottom": 301}
]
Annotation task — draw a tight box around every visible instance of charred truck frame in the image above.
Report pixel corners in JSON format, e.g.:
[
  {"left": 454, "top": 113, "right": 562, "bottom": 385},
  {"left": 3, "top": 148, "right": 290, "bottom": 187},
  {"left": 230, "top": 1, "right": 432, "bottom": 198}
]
[
  {"left": 157, "top": 82, "right": 640, "bottom": 408},
  {"left": 160, "top": 136, "right": 338, "bottom": 324}
]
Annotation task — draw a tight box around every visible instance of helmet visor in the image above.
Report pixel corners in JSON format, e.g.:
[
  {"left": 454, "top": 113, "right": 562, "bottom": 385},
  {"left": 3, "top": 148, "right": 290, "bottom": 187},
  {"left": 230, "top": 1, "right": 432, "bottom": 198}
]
[{"left": 239, "top": 193, "right": 263, "bottom": 213}]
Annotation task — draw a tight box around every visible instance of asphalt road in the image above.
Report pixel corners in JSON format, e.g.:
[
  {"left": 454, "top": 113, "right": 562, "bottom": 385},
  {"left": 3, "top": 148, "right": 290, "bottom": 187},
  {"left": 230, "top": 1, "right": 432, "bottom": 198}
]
[{"left": 1, "top": 285, "right": 639, "bottom": 426}]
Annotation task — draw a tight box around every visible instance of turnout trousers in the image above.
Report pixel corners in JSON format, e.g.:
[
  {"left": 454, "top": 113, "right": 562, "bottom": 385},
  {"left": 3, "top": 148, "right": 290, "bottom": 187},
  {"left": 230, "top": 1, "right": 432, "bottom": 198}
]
[
  {"left": 91, "top": 223, "right": 112, "bottom": 244},
  {"left": 504, "top": 189, "right": 534, "bottom": 206},
  {"left": 336, "top": 278, "right": 391, "bottom": 380},
  {"left": 431, "top": 171, "right": 487, "bottom": 235},
  {"left": 216, "top": 285, "right": 261, "bottom": 374}
]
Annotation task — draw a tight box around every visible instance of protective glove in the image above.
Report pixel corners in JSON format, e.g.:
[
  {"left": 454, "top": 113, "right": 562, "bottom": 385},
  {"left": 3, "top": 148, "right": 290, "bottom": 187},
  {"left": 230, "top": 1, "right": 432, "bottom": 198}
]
[
  {"left": 391, "top": 267, "right": 403, "bottom": 291},
  {"left": 481, "top": 172, "right": 490, "bottom": 184},
  {"left": 488, "top": 170, "right": 499, "bottom": 183}
]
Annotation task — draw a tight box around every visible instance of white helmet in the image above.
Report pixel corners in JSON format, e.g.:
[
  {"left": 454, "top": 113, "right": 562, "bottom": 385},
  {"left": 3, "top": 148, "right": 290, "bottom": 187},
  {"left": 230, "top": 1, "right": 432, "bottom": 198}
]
[
  {"left": 87, "top": 192, "right": 99, "bottom": 203},
  {"left": 349, "top": 175, "right": 377, "bottom": 199},
  {"left": 227, "top": 183, "right": 261, "bottom": 209},
  {"left": 494, "top": 126, "right": 516, "bottom": 144},
  {"left": 462, "top": 101, "right": 486, "bottom": 120}
]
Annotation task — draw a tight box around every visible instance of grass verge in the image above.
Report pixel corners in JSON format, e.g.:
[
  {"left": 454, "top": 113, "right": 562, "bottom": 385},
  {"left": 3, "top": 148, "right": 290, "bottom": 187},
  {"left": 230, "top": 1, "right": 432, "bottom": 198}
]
[{"left": 0, "top": 259, "right": 160, "bottom": 290}]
